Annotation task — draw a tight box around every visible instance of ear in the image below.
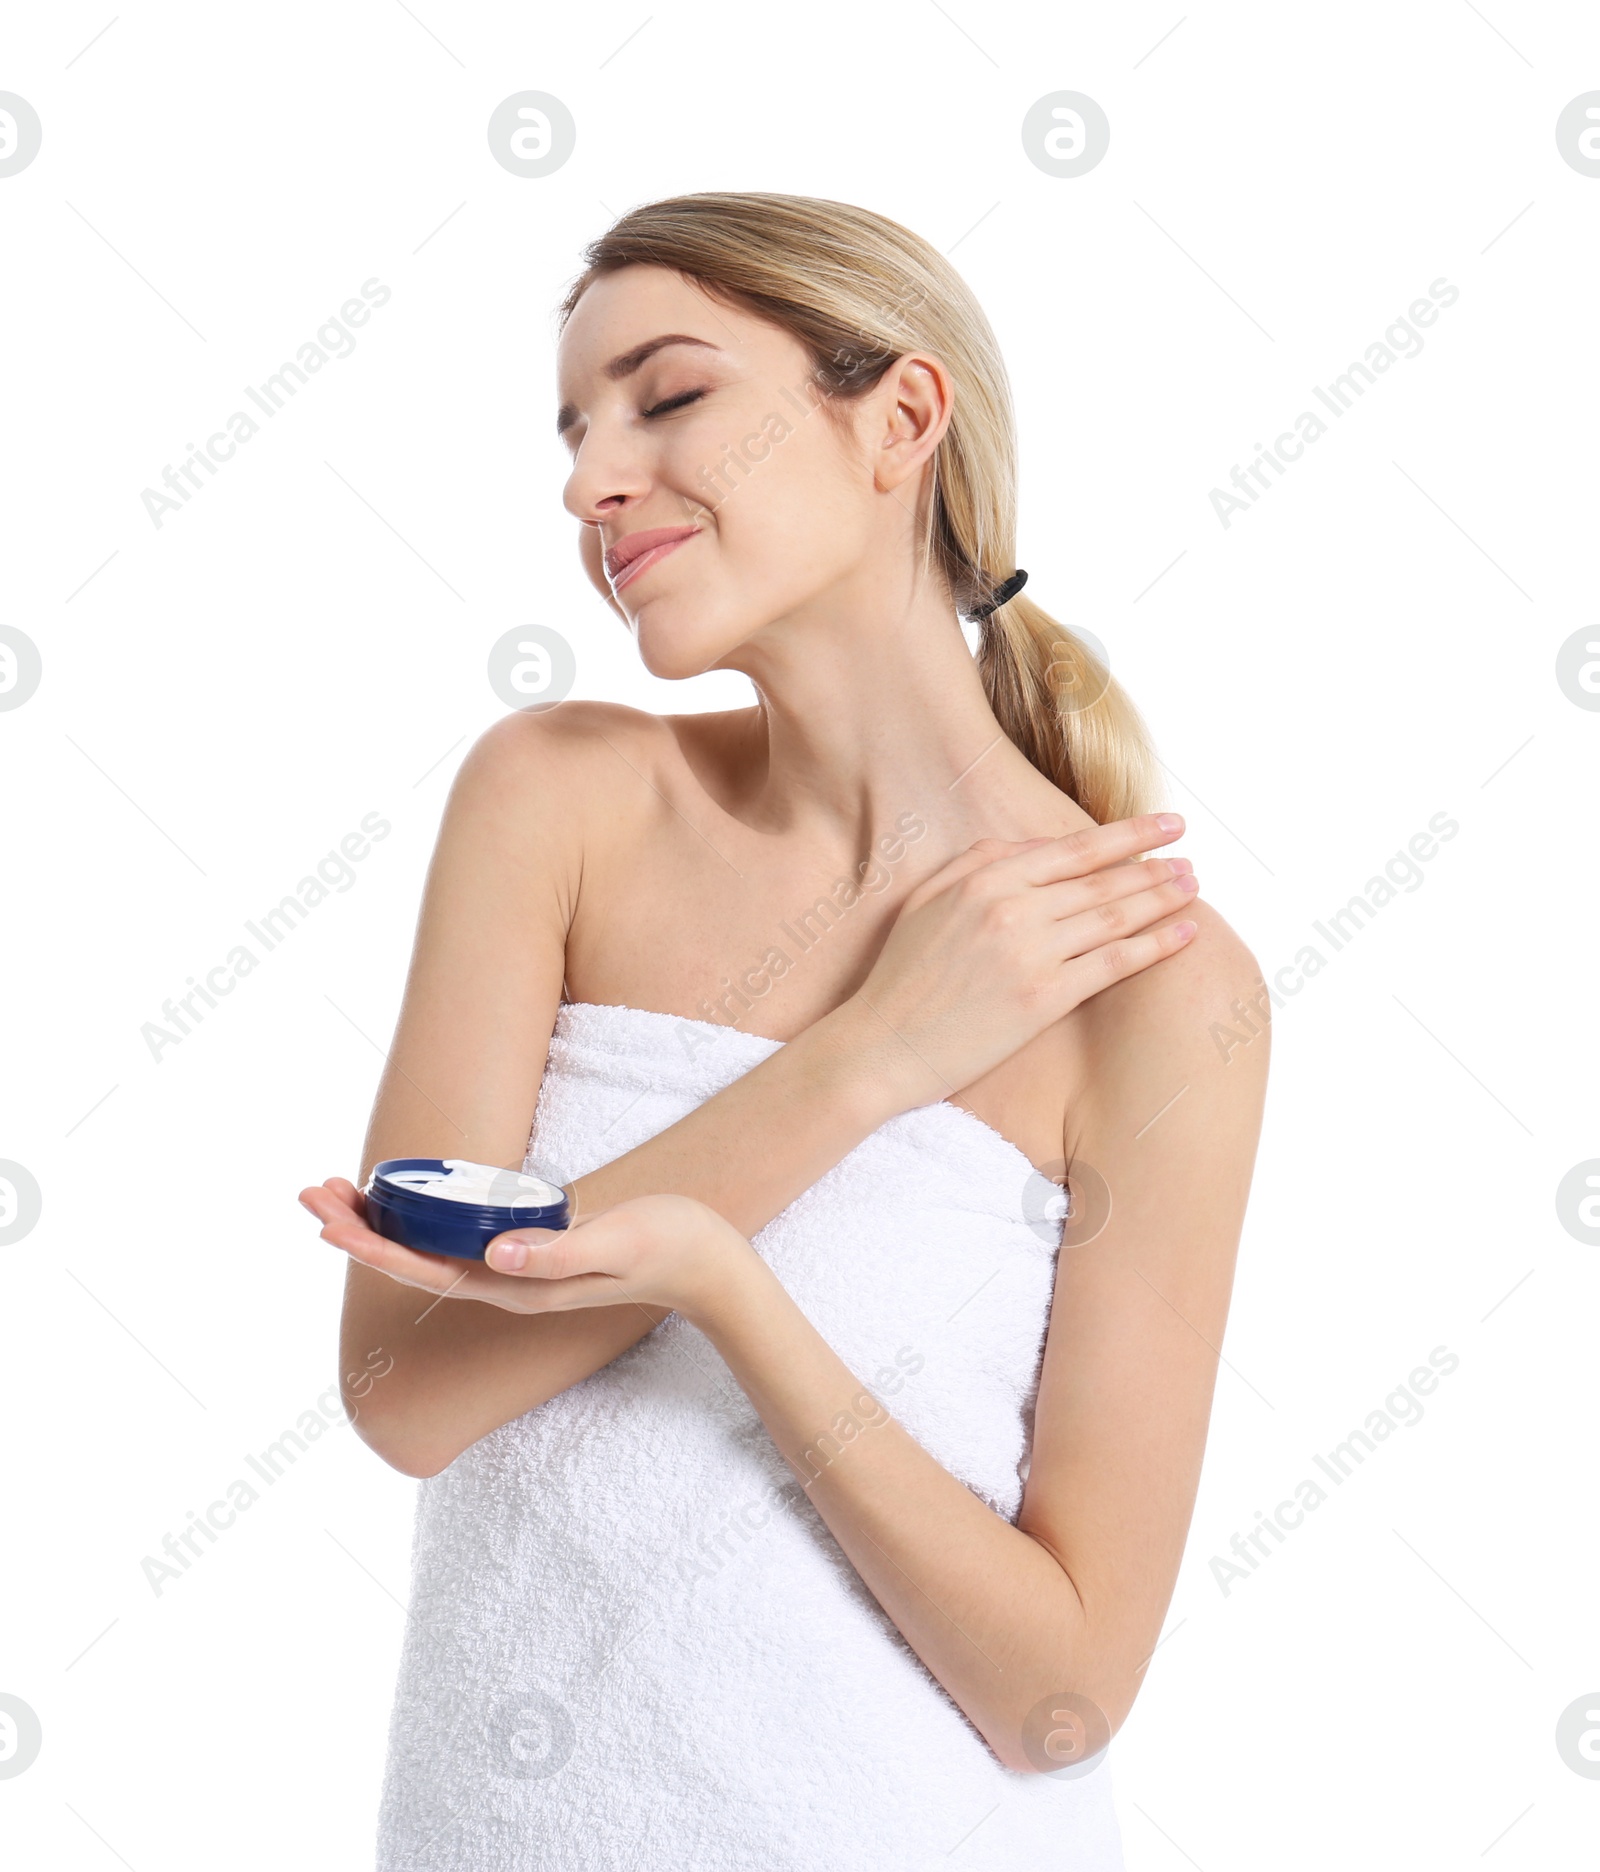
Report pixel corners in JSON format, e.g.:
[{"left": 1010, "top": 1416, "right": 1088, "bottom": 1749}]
[{"left": 870, "top": 351, "right": 955, "bottom": 495}]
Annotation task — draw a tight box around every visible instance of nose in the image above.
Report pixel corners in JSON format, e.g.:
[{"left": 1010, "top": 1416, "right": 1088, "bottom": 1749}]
[{"left": 561, "top": 417, "right": 653, "bottom": 528}]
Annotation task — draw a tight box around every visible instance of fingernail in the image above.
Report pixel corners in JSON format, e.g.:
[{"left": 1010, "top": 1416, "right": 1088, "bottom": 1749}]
[
  {"left": 1167, "top": 856, "right": 1193, "bottom": 875},
  {"left": 491, "top": 1239, "right": 528, "bottom": 1271},
  {"left": 1174, "top": 920, "right": 1197, "bottom": 939},
  {"left": 1156, "top": 813, "right": 1183, "bottom": 832},
  {"left": 1177, "top": 873, "right": 1199, "bottom": 892}
]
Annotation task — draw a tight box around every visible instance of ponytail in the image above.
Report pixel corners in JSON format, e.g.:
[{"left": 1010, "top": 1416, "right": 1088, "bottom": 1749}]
[{"left": 977, "top": 592, "right": 1158, "bottom": 825}]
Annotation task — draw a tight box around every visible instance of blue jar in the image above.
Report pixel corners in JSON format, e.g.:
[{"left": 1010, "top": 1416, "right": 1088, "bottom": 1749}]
[{"left": 364, "top": 1158, "right": 571, "bottom": 1261}]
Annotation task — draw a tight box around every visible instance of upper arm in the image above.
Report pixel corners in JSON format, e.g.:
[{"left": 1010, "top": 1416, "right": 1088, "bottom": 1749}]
[
  {"left": 357, "top": 707, "right": 591, "bottom": 1183},
  {"left": 336, "top": 703, "right": 684, "bottom": 1469},
  {"left": 1015, "top": 900, "right": 1270, "bottom": 1727}
]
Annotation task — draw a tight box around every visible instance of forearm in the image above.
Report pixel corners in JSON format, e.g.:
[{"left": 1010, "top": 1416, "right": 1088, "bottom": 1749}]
[
  {"left": 691, "top": 1249, "right": 1120, "bottom": 1773},
  {"left": 565, "top": 999, "right": 920, "bottom": 1234},
  {"left": 338, "top": 1257, "right": 670, "bottom": 1474}
]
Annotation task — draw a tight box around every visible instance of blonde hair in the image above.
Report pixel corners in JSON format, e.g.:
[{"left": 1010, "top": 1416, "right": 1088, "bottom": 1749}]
[{"left": 558, "top": 191, "right": 1159, "bottom": 824}]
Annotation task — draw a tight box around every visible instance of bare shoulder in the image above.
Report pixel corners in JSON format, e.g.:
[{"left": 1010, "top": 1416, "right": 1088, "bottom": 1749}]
[
  {"left": 457, "top": 697, "right": 679, "bottom": 789},
  {"left": 458, "top": 699, "right": 754, "bottom": 798},
  {"left": 1069, "top": 896, "right": 1270, "bottom": 1133},
  {"left": 442, "top": 699, "right": 681, "bottom": 847},
  {"left": 1089, "top": 898, "right": 1263, "bottom": 1046},
  {"left": 438, "top": 699, "right": 765, "bottom": 898}
]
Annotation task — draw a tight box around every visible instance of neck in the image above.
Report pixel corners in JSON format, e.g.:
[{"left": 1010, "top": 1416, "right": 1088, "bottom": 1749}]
[{"left": 715, "top": 572, "right": 1091, "bottom": 858}]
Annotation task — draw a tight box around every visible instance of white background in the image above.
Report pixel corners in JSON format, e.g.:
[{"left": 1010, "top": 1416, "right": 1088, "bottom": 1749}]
[{"left": 2, "top": 2, "right": 1596, "bottom": 1866}]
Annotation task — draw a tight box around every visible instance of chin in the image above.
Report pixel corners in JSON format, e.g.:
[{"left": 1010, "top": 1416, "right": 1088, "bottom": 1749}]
[{"left": 628, "top": 603, "right": 749, "bottom": 682}]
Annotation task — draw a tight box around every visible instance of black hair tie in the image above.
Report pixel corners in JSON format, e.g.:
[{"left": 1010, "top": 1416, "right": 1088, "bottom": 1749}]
[{"left": 966, "top": 568, "right": 1028, "bottom": 619}]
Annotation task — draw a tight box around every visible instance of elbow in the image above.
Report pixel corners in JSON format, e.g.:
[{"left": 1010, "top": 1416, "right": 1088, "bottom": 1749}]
[
  {"left": 995, "top": 1536, "right": 1142, "bottom": 1772},
  {"left": 988, "top": 1678, "right": 1138, "bottom": 1777},
  {"left": 345, "top": 1396, "right": 460, "bottom": 1480},
  {"left": 376, "top": 1441, "right": 456, "bottom": 1481}
]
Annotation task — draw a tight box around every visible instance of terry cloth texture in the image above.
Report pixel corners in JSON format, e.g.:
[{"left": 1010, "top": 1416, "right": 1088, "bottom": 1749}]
[{"left": 375, "top": 1000, "right": 1123, "bottom": 1871}]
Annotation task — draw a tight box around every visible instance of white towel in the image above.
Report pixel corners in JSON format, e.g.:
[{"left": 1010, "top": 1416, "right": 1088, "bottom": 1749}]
[{"left": 375, "top": 1001, "right": 1124, "bottom": 1870}]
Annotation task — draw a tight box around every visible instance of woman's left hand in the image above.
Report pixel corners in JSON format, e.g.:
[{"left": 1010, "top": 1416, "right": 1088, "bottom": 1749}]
[
  {"left": 301, "top": 1179, "right": 751, "bottom": 1322},
  {"left": 486, "top": 1192, "right": 752, "bottom": 1319}
]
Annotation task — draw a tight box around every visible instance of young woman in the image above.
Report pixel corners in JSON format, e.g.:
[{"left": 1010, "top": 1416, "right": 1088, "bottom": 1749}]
[{"left": 301, "top": 191, "right": 1269, "bottom": 1870}]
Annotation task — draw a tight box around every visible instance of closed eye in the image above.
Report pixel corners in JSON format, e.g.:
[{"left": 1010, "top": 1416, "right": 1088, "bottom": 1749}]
[{"left": 642, "top": 389, "right": 705, "bottom": 419}]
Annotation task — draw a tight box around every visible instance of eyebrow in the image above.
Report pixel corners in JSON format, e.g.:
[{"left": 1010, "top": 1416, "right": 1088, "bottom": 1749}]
[{"left": 555, "top": 334, "right": 721, "bottom": 437}]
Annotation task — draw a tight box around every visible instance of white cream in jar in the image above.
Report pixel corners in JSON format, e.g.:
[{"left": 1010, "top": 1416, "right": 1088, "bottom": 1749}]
[{"left": 379, "top": 1160, "right": 565, "bottom": 1207}]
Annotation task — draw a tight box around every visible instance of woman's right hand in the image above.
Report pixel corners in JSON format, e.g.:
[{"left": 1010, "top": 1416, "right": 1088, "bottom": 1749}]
[{"left": 843, "top": 812, "right": 1199, "bottom": 1105}]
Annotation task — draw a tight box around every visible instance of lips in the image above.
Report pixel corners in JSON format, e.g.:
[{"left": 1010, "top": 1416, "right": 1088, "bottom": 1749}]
[{"left": 604, "top": 525, "right": 700, "bottom": 591}]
